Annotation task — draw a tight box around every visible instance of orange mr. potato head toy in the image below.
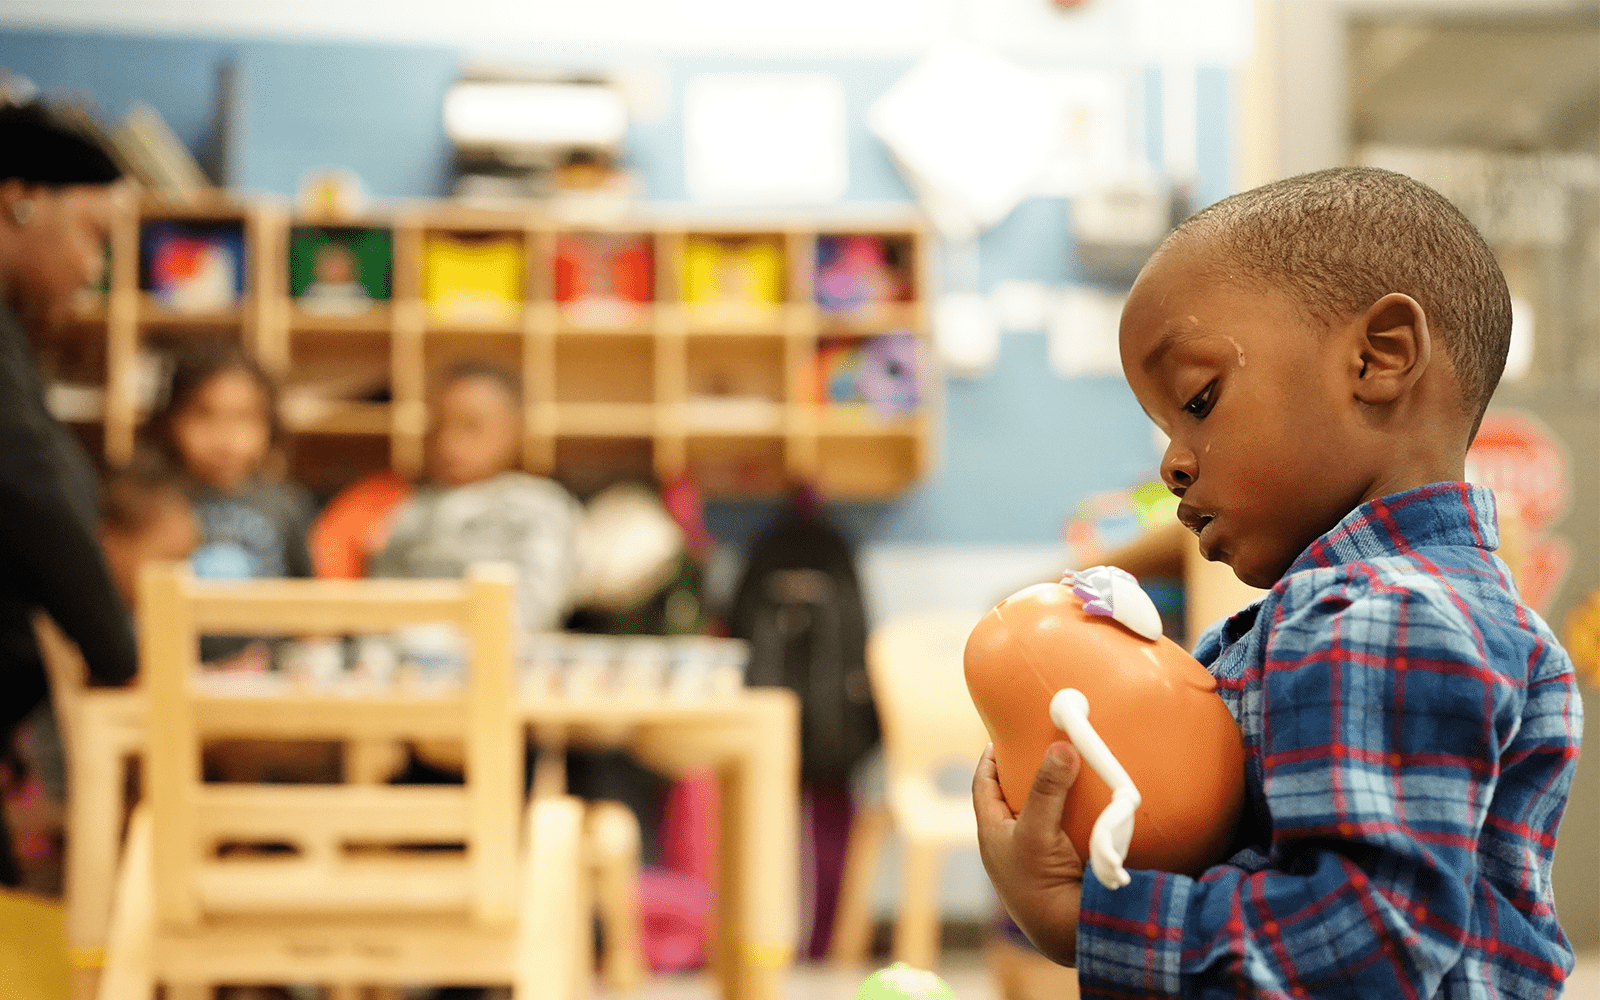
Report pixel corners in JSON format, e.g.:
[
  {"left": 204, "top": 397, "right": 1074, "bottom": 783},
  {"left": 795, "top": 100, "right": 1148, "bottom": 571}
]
[{"left": 965, "top": 566, "right": 1246, "bottom": 887}]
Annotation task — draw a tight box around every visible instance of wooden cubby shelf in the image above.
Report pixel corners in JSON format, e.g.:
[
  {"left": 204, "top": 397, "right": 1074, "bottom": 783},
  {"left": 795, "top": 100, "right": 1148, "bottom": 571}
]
[{"left": 44, "top": 194, "right": 936, "bottom": 500}]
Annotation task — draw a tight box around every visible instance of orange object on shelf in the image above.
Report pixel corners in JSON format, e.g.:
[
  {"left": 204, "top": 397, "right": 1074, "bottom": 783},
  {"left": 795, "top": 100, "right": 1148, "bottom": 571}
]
[{"left": 965, "top": 571, "right": 1245, "bottom": 880}]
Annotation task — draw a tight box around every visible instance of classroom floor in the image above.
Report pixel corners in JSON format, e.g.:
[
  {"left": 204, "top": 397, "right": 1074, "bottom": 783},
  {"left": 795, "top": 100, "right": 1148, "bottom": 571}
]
[
  {"left": 610, "top": 960, "right": 1004, "bottom": 1000},
  {"left": 4, "top": 882, "right": 1595, "bottom": 1000}
]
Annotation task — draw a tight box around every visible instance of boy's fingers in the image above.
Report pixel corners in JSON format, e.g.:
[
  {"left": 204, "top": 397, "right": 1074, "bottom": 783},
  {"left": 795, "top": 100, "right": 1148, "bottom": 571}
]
[
  {"left": 1014, "top": 741, "right": 1081, "bottom": 844},
  {"left": 972, "top": 744, "right": 1017, "bottom": 830}
]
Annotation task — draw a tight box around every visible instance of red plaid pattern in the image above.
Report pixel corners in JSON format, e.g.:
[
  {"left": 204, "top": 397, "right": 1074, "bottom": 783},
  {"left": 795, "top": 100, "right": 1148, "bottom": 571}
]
[{"left": 1075, "top": 483, "right": 1582, "bottom": 1000}]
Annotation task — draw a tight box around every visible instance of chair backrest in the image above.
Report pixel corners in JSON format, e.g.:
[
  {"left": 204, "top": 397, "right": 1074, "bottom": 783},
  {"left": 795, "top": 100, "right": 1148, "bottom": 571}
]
[
  {"left": 31, "top": 613, "right": 87, "bottom": 752},
  {"left": 137, "top": 561, "right": 520, "bottom": 930},
  {"left": 866, "top": 612, "right": 990, "bottom": 781}
]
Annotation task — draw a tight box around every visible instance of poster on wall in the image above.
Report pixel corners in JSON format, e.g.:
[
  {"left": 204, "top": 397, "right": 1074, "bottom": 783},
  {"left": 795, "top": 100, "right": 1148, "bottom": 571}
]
[
  {"left": 1467, "top": 409, "right": 1572, "bottom": 613},
  {"left": 684, "top": 72, "right": 848, "bottom": 206}
]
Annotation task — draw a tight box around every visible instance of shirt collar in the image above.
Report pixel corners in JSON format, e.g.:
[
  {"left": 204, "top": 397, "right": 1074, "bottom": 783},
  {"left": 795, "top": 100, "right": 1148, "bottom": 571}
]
[{"left": 1286, "top": 481, "right": 1500, "bottom": 577}]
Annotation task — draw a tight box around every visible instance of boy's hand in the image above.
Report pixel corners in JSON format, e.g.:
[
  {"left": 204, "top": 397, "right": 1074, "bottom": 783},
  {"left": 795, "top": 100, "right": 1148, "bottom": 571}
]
[{"left": 973, "top": 741, "right": 1085, "bottom": 967}]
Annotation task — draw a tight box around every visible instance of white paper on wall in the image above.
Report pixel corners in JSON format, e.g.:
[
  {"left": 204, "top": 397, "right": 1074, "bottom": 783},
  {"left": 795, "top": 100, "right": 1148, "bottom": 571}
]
[
  {"left": 990, "top": 279, "right": 1054, "bottom": 332},
  {"left": 870, "top": 44, "right": 1067, "bottom": 237},
  {"left": 1032, "top": 68, "right": 1131, "bottom": 198},
  {"left": 1047, "top": 285, "right": 1126, "bottom": 378},
  {"left": 935, "top": 293, "right": 1002, "bottom": 378},
  {"left": 684, "top": 72, "right": 848, "bottom": 206}
]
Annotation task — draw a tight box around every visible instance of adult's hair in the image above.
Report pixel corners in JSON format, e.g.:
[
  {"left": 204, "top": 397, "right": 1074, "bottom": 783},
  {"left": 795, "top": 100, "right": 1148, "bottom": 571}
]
[
  {"left": 436, "top": 356, "right": 523, "bottom": 407},
  {"left": 1170, "top": 166, "right": 1512, "bottom": 429},
  {"left": 147, "top": 341, "right": 284, "bottom": 461},
  {"left": 0, "top": 101, "right": 123, "bottom": 187}
]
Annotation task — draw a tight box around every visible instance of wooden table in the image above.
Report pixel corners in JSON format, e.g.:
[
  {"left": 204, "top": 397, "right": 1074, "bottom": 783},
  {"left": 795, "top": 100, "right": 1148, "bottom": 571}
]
[{"left": 63, "top": 685, "right": 800, "bottom": 1000}]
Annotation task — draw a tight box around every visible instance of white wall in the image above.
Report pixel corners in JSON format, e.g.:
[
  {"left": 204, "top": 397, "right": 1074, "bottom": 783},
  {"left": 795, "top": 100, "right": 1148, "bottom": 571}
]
[
  {"left": 0, "top": 0, "right": 1241, "bottom": 62},
  {"left": 0, "top": 0, "right": 975, "bottom": 57}
]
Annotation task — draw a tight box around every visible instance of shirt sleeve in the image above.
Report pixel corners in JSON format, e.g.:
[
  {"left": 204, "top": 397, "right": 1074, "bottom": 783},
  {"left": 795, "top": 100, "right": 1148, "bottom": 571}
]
[
  {"left": 0, "top": 323, "right": 137, "bottom": 685},
  {"left": 505, "top": 480, "right": 581, "bottom": 632},
  {"left": 1076, "top": 574, "right": 1512, "bottom": 1000}
]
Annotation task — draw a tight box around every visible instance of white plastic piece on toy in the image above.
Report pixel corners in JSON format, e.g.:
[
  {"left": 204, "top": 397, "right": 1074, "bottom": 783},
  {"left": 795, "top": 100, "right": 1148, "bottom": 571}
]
[
  {"left": 1065, "top": 565, "right": 1163, "bottom": 641},
  {"left": 1049, "top": 688, "right": 1142, "bottom": 890}
]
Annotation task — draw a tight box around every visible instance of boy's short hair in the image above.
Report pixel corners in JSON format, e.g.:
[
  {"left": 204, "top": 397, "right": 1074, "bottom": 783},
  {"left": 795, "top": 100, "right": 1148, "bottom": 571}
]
[
  {"left": 102, "top": 454, "right": 190, "bottom": 534},
  {"left": 436, "top": 357, "right": 523, "bottom": 407},
  {"left": 1170, "top": 166, "right": 1512, "bottom": 428}
]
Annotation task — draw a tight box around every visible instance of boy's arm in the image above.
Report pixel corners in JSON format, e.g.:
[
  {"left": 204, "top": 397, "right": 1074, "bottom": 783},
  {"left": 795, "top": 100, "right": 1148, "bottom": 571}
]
[{"left": 1075, "top": 579, "right": 1518, "bottom": 1000}]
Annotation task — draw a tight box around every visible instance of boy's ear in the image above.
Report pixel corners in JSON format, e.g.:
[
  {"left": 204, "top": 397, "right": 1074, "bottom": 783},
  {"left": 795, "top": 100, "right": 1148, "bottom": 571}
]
[{"left": 1352, "top": 292, "right": 1430, "bottom": 405}]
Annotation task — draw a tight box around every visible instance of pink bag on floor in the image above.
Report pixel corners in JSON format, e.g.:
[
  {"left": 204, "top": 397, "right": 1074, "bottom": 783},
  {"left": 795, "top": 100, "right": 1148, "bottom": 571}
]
[
  {"left": 641, "top": 770, "right": 720, "bottom": 971},
  {"left": 638, "top": 867, "right": 714, "bottom": 971}
]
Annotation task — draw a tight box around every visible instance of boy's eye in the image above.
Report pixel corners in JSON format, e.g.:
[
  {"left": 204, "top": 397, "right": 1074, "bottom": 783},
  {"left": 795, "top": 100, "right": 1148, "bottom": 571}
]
[{"left": 1182, "top": 380, "right": 1217, "bottom": 417}]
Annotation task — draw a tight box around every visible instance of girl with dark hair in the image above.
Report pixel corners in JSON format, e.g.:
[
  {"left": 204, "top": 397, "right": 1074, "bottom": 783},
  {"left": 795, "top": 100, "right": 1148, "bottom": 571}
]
[
  {"left": 146, "top": 342, "right": 314, "bottom": 660},
  {"left": 0, "top": 101, "right": 133, "bottom": 886}
]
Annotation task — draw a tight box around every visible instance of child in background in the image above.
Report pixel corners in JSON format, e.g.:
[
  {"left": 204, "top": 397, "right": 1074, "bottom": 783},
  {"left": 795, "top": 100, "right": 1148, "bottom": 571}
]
[
  {"left": 150, "top": 343, "right": 315, "bottom": 580},
  {"left": 973, "top": 168, "right": 1582, "bottom": 999},
  {"left": 99, "top": 454, "right": 201, "bottom": 607},
  {"left": 148, "top": 343, "right": 315, "bottom": 662},
  {"left": 371, "top": 358, "right": 581, "bottom": 633}
]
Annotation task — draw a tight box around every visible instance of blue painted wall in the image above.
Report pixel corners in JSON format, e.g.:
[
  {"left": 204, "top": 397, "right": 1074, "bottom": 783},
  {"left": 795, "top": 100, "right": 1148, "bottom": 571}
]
[{"left": 0, "top": 27, "right": 1233, "bottom": 548}]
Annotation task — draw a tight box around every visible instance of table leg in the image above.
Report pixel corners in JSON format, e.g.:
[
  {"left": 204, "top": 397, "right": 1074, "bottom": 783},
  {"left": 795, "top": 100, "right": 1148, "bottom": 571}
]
[{"left": 719, "top": 694, "right": 800, "bottom": 1000}]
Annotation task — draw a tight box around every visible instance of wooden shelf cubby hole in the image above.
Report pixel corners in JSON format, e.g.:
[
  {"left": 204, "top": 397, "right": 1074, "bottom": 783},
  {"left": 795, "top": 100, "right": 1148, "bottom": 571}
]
[
  {"left": 683, "top": 335, "right": 788, "bottom": 435},
  {"left": 553, "top": 334, "right": 655, "bottom": 405},
  {"left": 289, "top": 433, "right": 393, "bottom": 500},
  {"left": 814, "top": 432, "right": 922, "bottom": 499},
  {"left": 552, "top": 436, "right": 656, "bottom": 500},
  {"left": 554, "top": 231, "right": 655, "bottom": 332},
  {"left": 684, "top": 435, "right": 789, "bottom": 498},
  {"left": 70, "top": 197, "right": 934, "bottom": 499}
]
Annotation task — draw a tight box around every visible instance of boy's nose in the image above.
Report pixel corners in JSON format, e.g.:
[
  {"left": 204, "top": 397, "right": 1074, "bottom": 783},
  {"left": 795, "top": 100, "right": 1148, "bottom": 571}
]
[{"left": 1161, "top": 447, "right": 1197, "bottom": 496}]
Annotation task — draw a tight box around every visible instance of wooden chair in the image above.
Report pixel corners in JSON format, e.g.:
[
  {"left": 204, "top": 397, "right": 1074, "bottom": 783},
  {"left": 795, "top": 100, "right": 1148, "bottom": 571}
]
[
  {"left": 32, "top": 615, "right": 414, "bottom": 1000},
  {"left": 830, "top": 612, "right": 989, "bottom": 970},
  {"left": 96, "top": 562, "right": 590, "bottom": 1000}
]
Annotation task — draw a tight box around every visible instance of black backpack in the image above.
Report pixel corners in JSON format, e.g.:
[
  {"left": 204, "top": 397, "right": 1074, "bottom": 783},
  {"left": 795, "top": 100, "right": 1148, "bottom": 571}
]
[{"left": 729, "top": 503, "right": 877, "bottom": 784}]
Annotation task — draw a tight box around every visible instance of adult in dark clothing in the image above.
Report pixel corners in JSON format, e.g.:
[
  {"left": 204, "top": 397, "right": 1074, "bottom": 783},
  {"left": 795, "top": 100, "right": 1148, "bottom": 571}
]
[{"left": 0, "top": 101, "right": 135, "bottom": 885}]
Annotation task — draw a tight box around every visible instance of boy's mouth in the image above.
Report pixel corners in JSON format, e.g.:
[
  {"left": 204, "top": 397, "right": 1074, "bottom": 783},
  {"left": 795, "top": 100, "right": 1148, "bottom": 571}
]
[{"left": 1178, "top": 504, "right": 1215, "bottom": 539}]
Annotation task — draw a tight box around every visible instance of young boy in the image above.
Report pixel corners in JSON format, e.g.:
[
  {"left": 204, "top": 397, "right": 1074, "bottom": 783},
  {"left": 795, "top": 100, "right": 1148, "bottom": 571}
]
[
  {"left": 100, "top": 455, "right": 202, "bottom": 607},
  {"left": 371, "top": 358, "right": 582, "bottom": 633},
  {"left": 973, "top": 167, "right": 1583, "bottom": 998}
]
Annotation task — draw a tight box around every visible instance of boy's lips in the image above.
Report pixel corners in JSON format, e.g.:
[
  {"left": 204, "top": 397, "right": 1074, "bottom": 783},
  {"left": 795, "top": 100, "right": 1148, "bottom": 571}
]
[
  {"left": 1177, "top": 503, "right": 1219, "bottom": 554},
  {"left": 1177, "top": 502, "right": 1214, "bottom": 537}
]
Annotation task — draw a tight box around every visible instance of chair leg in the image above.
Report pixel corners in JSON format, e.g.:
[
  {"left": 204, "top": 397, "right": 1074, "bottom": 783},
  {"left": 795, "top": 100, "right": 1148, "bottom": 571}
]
[
  {"left": 96, "top": 806, "right": 156, "bottom": 1000},
  {"left": 513, "top": 796, "right": 588, "bottom": 1000},
  {"left": 829, "top": 804, "right": 892, "bottom": 965},
  {"left": 585, "top": 802, "right": 643, "bottom": 994},
  {"left": 891, "top": 839, "right": 946, "bottom": 971}
]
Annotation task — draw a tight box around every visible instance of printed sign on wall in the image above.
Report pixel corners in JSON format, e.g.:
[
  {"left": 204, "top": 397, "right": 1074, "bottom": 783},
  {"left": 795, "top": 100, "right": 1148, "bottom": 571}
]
[{"left": 1468, "top": 409, "right": 1572, "bottom": 612}]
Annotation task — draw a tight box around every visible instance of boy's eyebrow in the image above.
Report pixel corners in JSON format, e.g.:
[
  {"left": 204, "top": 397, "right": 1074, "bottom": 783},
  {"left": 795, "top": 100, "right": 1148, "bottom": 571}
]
[{"left": 1140, "top": 327, "right": 1207, "bottom": 372}]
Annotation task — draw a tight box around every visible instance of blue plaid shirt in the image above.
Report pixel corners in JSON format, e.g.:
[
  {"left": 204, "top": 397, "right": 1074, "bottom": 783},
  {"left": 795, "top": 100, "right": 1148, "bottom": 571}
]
[{"left": 1076, "top": 482, "right": 1583, "bottom": 1000}]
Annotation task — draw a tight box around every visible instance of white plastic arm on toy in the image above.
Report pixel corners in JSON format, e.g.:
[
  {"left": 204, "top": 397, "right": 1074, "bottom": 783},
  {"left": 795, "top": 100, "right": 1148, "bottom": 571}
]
[{"left": 1048, "top": 688, "right": 1141, "bottom": 890}]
